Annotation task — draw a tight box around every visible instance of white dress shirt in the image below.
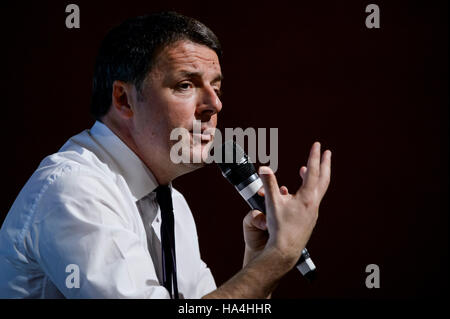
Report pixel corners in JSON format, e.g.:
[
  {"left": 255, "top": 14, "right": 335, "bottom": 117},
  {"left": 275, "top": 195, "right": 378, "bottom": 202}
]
[{"left": 0, "top": 121, "right": 216, "bottom": 298}]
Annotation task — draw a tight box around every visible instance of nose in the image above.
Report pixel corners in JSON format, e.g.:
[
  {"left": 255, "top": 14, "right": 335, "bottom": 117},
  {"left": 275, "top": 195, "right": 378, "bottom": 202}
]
[{"left": 195, "top": 85, "right": 222, "bottom": 122}]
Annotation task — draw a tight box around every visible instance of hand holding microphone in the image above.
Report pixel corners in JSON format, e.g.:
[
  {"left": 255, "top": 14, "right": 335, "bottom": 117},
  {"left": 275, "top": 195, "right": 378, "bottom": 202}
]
[{"left": 218, "top": 141, "right": 332, "bottom": 280}]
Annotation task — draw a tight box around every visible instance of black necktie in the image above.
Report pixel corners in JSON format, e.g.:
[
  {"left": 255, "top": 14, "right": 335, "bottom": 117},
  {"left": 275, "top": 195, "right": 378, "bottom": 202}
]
[{"left": 155, "top": 185, "right": 179, "bottom": 299}]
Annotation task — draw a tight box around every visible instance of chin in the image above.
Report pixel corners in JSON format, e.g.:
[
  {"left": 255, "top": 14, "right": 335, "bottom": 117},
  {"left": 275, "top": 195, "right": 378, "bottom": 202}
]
[
  {"left": 183, "top": 161, "right": 206, "bottom": 171},
  {"left": 192, "top": 146, "right": 210, "bottom": 164},
  {"left": 175, "top": 160, "right": 206, "bottom": 179},
  {"left": 169, "top": 136, "right": 215, "bottom": 176}
]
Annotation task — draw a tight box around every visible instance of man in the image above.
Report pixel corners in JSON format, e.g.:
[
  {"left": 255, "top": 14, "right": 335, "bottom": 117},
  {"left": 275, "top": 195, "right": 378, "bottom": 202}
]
[{"left": 0, "top": 12, "right": 331, "bottom": 298}]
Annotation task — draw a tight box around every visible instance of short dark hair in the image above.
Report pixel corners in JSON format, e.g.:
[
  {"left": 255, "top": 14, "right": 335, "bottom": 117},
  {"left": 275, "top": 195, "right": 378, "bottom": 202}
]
[{"left": 90, "top": 11, "right": 222, "bottom": 120}]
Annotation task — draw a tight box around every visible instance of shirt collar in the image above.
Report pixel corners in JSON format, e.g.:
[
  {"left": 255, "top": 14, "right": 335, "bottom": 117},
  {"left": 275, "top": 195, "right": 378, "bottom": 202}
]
[{"left": 89, "top": 121, "right": 159, "bottom": 201}]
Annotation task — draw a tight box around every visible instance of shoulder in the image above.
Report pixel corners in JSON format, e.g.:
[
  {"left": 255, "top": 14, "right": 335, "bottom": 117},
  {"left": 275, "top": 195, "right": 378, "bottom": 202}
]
[
  {"left": 33, "top": 149, "right": 116, "bottom": 199},
  {"left": 1, "top": 148, "right": 119, "bottom": 255},
  {"left": 9, "top": 141, "right": 123, "bottom": 225}
]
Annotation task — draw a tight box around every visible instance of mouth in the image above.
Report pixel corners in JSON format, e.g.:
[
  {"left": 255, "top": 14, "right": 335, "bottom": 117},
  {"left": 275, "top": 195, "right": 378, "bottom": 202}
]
[
  {"left": 189, "top": 126, "right": 214, "bottom": 143},
  {"left": 190, "top": 132, "right": 212, "bottom": 142}
]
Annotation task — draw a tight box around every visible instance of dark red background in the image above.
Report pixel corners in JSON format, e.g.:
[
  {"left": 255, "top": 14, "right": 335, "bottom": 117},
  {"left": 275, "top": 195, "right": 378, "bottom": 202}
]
[{"left": 1, "top": 0, "right": 448, "bottom": 298}]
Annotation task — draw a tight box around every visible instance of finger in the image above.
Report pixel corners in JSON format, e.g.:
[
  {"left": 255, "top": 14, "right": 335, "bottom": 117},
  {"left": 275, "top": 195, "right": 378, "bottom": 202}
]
[
  {"left": 302, "top": 142, "right": 321, "bottom": 190},
  {"left": 252, "top": 210, "right": 267, "bottom": 230},
  {"left": 258, "top": 166, "right": 280, "bottom": 204},
  {"left": 299, "top": 166, "right": 307, "bottom": 181},
  {"left": 243, "top": 210, "right": 267, "bottom": 230},
  {"left": 257, "top": 186, "right": 265, "bottom": 197},
  {"left": 260, "top": 185, "right": 287, "bottom": 196},
  {"left": 258, "top": 186, "right": 289, "bottom": 197},
  {"left": 319, "top": 150, "right": 332, "bottom": 192}
]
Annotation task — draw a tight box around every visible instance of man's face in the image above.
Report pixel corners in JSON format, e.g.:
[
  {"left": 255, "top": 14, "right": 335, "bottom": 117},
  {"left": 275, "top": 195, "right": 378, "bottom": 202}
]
[{"left": 131, "top": 40, "right": 223, "bottom": 176}]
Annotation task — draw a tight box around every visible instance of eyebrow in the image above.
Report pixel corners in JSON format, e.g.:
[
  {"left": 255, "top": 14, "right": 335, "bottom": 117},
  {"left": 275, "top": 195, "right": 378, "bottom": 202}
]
[{"left": 177, "top": 70, "right": 224, "bottom": 83}]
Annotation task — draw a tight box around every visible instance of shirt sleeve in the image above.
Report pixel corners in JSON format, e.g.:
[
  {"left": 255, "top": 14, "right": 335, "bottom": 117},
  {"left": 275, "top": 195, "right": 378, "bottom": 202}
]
[
  {"left": 194, "top": 259, "right": 217, "bottom": 298},
  {"left": 29, "top": 167, "right": 170, "bottom": 299}
]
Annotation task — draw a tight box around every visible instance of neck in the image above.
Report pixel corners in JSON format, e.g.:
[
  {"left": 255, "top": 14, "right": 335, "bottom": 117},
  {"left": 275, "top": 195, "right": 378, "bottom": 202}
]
[{"left": 101, "top": 116, "right": 187, "bottom": 186}]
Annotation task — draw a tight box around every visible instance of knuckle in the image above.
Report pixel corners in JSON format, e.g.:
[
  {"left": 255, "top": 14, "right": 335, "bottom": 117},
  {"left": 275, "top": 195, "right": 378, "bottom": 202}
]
[
  {"left": 309, "top": 167, "right": 320, "bottom": 177},
  {"left": 300, "top": 190, "right": 318, "bottom": 207},
  {"left": 303, "top": 197, "right": 315, "bottom": 208},
  {"left": 321, "top": 175, "right": 330, "bottom": 186}
]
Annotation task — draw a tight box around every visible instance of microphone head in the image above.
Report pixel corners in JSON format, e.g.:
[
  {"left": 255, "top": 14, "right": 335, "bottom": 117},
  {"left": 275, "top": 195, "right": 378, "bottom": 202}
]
[{"left": 216, "top": 140, "right": 257, "bottom": 186}]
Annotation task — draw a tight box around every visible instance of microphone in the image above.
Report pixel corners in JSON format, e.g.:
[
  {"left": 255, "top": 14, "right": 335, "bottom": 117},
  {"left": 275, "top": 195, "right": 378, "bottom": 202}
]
[{"left": 216, "top": 140, "right": 317, "bottom": 281}]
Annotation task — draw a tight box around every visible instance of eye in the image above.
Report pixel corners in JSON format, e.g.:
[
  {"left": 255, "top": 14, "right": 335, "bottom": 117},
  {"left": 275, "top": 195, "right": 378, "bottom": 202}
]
[
  {"left": 213, "top": 85, "right": 222, "bottom": 97},
  {"left": 176, "top": 81, "right": 193, "bottom": 91}
]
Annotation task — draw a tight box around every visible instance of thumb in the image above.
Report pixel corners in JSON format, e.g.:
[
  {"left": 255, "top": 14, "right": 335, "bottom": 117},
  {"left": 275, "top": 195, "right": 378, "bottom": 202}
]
[{"left": 258, "top": 166, "right": 280, "bottom": 204}]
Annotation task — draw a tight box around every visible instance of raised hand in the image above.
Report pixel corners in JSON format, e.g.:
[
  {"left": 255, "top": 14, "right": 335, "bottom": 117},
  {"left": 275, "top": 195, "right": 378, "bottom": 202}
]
[
  {"left": 207, "top": 142, "right": 332, "bottom": 298},
  {"left": 254, "top": 142, "right": 331, "bottom": 266}
]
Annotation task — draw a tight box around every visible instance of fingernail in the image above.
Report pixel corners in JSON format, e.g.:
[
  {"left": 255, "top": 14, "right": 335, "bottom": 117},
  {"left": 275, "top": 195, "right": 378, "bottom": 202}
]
[{"left": 259, "top": 166, "right": 272, "bottom": 175}]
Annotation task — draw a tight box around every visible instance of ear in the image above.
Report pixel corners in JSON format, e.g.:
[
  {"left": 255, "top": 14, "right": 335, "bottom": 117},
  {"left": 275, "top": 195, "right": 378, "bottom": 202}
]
[{"left": 111, "top": 80, "right": 136, "bottom": 119}]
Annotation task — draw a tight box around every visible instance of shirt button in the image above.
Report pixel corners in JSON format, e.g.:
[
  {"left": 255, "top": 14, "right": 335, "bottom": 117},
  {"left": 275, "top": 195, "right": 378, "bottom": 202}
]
[{"left": 156, "top": 217, "right": 160, "bottom": 223}]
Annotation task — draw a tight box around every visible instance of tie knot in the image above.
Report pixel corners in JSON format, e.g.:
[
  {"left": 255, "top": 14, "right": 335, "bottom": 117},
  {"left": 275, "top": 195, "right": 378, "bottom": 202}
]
[{"left": 155, "top": 185, "right": 173, "bottom": 213}]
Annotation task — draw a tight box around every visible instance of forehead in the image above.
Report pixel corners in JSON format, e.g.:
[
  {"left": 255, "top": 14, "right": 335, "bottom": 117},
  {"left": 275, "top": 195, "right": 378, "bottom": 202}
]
[{"left": 152, "top": 40, "right": 221, "bottom": 75}]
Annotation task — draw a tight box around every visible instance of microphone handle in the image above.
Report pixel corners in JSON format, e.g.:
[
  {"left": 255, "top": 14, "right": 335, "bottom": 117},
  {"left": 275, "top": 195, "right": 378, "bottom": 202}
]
[{"left": 247, "top": 193, "right": 317, "bottom": 281}]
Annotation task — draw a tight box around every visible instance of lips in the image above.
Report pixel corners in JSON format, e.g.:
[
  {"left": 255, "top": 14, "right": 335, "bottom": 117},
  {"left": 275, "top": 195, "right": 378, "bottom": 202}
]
[
  {"left": 190, "top": 132, "right": 212, "bottom": 141},
  {"left": 189, "top": 126, "right": 214, "bottom": 142}
]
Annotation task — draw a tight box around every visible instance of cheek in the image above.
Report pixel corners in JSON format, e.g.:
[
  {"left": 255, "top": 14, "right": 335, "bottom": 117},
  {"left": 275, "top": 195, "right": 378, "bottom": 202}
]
[
  {"left": 167, "top": 100, "right": 197, "bottom": 128},
  {"left": 143, "top": 87, "right": 198, "bottom": 130}
]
